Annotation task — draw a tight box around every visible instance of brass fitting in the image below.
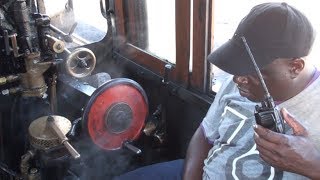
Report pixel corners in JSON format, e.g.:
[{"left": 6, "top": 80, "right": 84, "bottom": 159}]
[{"left": 0, "top": 77, "right": 6, "bottom": 85}]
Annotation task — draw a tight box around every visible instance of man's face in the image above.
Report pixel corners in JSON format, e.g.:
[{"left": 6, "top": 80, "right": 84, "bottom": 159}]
[{"left": 233, "top": 58, "right": 293, "bottom": 102}]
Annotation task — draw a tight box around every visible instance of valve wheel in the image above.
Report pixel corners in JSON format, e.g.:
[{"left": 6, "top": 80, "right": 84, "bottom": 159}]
[
  {"left": 82, "top": 78, "right": 148, "bottom": 150},
  {"left": 65, "top": 47, "right": 96, "bottom": 78}
]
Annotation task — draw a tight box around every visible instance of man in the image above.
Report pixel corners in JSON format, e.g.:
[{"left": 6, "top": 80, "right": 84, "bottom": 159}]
[
  {"left": 184, "top": 3, "right": 320, "bottom": 179},
  {"left": 116, "top": 2, "right": 320, "bottom": 179},
  {"left": 184, "top": 2, "right": 320, "bottom": 179}
]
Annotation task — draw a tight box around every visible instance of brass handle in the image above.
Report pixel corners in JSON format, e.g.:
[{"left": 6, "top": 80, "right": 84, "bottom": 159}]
[{"left": 47, "top": 116, "right": 81, "bottom": 159}]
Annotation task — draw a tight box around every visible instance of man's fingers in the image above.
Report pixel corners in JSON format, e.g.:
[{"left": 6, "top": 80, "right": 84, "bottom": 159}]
[
  {"left": 254, "top": 125, "right": 288, "bottom": 145},
  {"left": 254, "top": 132, "right": 277, "bottom": 151},
  {"left": 257, "top": 146, "right": 278, "bottom": 163},
  {"left": 281, "top": 108, "right": 308, "bottom": 136},
  {"left": 259, "top": 153, "right": 281, "bottom": 170}
]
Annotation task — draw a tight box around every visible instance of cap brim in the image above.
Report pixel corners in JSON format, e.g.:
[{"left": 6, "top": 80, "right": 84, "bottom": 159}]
[{"left": 208, "top": 39, "right": 261, "bottom": 76}]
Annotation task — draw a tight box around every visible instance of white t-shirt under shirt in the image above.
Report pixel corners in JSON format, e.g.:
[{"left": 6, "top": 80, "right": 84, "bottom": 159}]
[{"left": 201, "top": 75, "right": 320, "bottom": 180}]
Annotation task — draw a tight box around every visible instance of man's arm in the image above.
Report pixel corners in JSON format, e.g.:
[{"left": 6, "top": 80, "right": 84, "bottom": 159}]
[
  {"left": 183, "top": 126, "right": 212, "bottom": 180},
  {"left": 254, "top": 108, "right": 320, "bottom": 179}
]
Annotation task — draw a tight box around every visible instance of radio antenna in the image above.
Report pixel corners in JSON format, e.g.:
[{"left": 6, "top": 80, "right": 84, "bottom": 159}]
[{"left": 241, "top": 36, "right": 275, "bottom": 105}]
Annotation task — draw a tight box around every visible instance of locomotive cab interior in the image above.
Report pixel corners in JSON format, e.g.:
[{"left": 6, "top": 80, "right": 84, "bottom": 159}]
[{"left": 0, "top": 0, "right": 318, "bottom": 179}]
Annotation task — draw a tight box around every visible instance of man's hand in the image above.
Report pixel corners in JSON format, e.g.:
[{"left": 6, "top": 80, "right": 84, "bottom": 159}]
[{"left": 254, "top": 108, "right": 320, "bottom": 179}]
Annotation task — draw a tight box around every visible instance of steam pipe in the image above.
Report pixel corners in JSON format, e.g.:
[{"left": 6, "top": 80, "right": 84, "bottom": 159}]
[
  {"left": 20, "top": 150, "right": 35, "bottom": 179},
  {"left": 13, "top": 0, "right": 33, "bottom": 53},
  {"left": 49, "top": 73, "right": 57, "bottom": 113},
  {"left": 20, "top": 52, "right": 50, "bottom": 97}
]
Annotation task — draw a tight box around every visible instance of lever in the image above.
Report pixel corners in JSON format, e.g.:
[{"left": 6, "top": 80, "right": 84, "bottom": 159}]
[
  {"left": 47, "top": 116, "right": 81, "bottom": 159},
  {"left": 49, "top": 24, "right": 73, "bottom": 43},
  {"left": 123, "top": 141, "right": 142, "bottom": 155}
]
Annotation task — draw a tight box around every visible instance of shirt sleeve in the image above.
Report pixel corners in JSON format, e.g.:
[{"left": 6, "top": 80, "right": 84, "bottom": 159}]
[{"left": 201, "top": 76, "right": 234, "bottom": 143}]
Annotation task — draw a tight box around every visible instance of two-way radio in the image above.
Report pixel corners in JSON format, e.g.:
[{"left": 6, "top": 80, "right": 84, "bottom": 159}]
[{"left": 241, "top": 36, "right": 285, "bottom": 133}]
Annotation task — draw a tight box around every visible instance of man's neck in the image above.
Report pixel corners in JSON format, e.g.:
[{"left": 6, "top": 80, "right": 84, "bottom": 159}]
[{"left": 290, "top": 64, "right": 317, "bottom": 98}]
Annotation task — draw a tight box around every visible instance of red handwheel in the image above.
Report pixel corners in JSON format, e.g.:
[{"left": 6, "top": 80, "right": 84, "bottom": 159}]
[{"left": 82, "top": 78, "right": 148, "bottom": 150}]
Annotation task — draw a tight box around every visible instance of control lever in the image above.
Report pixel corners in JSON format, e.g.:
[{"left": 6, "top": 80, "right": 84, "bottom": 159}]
[
  {"left": 123, "top": 141, "right": 142, "bottom": 155},
  {"left": 47, "top": 116, "right": 81, "bottom": 159},
  {"left": 49, "top": 23, "right": 77, "bottom": 43}
]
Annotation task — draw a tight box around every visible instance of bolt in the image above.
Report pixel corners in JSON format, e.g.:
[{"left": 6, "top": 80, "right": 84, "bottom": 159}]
[
  {"left": 29, "top": 168, "right": 38, "bottom": 174},
  {"left": 1, "top": 89, "right": 9, "bottom": 96},
  {"left": 56, "top": 44, "right": 62, "bottom": 50}
]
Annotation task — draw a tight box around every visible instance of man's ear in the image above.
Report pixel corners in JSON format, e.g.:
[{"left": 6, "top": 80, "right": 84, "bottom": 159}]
[{"left": 289, "top": 58, "right": 305, "bottom": 78}]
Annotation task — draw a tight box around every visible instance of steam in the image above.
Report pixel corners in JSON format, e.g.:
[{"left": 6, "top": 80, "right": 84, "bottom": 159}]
[{"left": 69, "top": 138, "right": 137, "bottom": 179}]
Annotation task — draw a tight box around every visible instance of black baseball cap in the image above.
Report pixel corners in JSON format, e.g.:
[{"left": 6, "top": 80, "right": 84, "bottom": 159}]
[{"left": 208, "top": 2, "right": 315, "bottom": 75}]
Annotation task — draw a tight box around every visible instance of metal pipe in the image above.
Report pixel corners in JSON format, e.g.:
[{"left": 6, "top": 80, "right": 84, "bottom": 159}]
[{"left": 49, "top": 74, "right": 57, "bottom": 113}]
